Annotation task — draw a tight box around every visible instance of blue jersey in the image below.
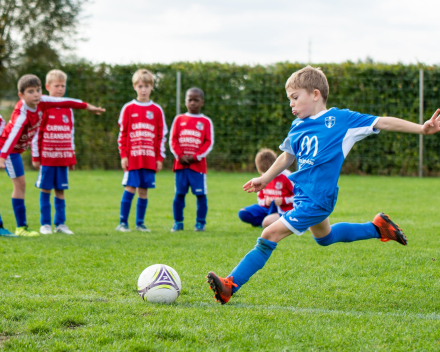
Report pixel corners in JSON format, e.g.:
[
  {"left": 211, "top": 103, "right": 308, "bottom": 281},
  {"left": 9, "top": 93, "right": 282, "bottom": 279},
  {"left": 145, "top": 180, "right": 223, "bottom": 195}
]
[{"left": 279, "top": 108, "right": 380, "bottom": 212}]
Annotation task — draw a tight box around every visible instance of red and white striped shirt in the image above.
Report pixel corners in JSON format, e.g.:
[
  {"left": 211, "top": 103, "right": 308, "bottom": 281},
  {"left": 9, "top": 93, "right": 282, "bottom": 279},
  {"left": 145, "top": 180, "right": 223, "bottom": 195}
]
[
  {"left": 0, "top": 96, "right": 87, "bottom": 159},
  {"left": 31, "top": 108, "right": 76, "bottom": 167},
  {"left": 117, "top": 100, "right": 167, "bottom": 171},
  {"left": 257, "top": 171, "right": 295, "bottom": 214},
  {"left": 169, "top": 113, "right": 214, "bottom": 174}
]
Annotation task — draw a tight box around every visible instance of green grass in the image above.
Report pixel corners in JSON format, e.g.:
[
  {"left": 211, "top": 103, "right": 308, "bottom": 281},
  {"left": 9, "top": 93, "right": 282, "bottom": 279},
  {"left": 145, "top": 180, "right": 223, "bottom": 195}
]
[{"left": 1, "top": 170, "right": 440, "bottom": 351}]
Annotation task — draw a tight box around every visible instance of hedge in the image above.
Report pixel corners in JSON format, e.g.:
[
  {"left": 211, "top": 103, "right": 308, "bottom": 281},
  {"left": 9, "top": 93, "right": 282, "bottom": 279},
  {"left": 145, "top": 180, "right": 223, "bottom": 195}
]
[{"left": 2, "top": 62, "right": 440, "bottom": 175}]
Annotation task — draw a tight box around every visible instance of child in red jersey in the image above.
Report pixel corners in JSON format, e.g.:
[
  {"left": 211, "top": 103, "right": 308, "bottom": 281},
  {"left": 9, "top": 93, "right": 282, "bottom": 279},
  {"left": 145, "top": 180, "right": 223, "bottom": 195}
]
[
  {"left": 238, "top": 148, "right": 294, "bottom": 228},
  {"left": 116, "top": 69, "right": 167, "bottom": 232},
  {"left": 0, "top": 114, "right": 16, "bottom": 237},
  {"left": 31, "top": 70, "right": 79, "bottom": 235},
  {"left": 0, "top": 74, "right": 105, "bottom": 237},
  {"left": 169, "top": 87, "right": 214, "bottom": 232}
]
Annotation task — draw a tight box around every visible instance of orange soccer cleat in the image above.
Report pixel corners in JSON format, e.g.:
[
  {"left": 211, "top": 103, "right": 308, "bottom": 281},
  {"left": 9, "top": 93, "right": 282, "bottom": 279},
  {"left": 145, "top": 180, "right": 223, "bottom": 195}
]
[
  {"left": 206, "top": 271, "right": 237, "bottom": 305},
  {"left": 372, "top": 212, "right": 407, "bottom": 246}
]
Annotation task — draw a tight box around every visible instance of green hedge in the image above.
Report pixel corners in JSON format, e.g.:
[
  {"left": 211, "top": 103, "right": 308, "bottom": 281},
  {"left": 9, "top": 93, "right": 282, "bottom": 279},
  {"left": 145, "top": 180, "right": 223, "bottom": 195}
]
[{"left": 3, "top": 62, "right": 440, "bottom": 175}]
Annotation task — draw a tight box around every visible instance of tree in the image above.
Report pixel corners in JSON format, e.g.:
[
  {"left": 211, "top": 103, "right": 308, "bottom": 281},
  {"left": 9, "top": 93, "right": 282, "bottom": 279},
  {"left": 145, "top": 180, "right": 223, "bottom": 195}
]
[{"left": 0, "top": 0, "right": 87, "bottom": 73}]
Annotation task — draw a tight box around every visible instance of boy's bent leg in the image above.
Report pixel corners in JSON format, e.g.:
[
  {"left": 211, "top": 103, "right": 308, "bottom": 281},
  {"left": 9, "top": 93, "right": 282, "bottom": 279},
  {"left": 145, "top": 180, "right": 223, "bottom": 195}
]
[
  {"left": 207, "top": 220, "right": 291, "bottom": 304},
  {"left": 311, "top": 217, "right": 381, "bottom": 246},
  {"left": 262, "top": 213, "right": 281, "bottom": 228},
  {"left": 238, "top": 204, "right": 268, "bottom": 227}
]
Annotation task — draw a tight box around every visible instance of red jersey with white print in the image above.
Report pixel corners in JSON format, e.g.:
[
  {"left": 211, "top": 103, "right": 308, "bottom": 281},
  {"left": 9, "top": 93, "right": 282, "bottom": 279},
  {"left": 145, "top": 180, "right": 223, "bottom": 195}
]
[
  {"left": 257, "top": 170, "right": 295, "bottom": 213},
  {"left": 169, "top": 113, "right": 214, "bottom": 174},
  {"left": 117, "top": 100, "right": 167, "bottom": 171},
  {"left": 0, "top": 96, "right": 87, "bottom": 159},
  {"left": 31, "top": 108, "right": 76, "bottom": 166}
]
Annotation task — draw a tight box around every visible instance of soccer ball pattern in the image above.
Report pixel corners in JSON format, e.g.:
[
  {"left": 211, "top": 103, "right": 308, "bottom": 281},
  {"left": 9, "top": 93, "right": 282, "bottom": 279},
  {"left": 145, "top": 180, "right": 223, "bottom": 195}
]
[{"left": 137, "top": 264, "right": 181, "bottom": 304}]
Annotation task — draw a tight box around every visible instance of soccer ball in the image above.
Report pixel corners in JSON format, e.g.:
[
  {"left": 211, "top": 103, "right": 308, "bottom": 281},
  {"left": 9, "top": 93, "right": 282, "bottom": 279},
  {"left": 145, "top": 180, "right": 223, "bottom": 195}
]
[{"left": 137, "top": 264, "right": 181, "bottom": 304}]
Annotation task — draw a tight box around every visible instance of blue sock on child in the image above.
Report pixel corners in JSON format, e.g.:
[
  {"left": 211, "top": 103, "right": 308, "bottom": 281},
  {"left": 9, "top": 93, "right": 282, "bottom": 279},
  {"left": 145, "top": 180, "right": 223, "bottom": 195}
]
[
  {"left": 136, "top": 198, "right": 148, "bottom": 226},
  {"left": 54, "top": 197, "right": 66, "bottom": 226},
  {"left": 173, "top": 194, "right": 185, "bottom": 222},
  {"left": 229, "top": 237, "right": 278, "bottom": 294},
  {"left": 40, "top": 192, "right": 51, "bottom": 225},
  {"left": 120, "top": 190, "right": 135, "bottom": 224},
  {"left": 196, "top": 194, "right": 207, "bottom": 225},
  {"left": 314, "top": 222, "right": 380, "bottom": 246},
  {"left": 12, "top": 198, "right": 26, "bottom": 227}
]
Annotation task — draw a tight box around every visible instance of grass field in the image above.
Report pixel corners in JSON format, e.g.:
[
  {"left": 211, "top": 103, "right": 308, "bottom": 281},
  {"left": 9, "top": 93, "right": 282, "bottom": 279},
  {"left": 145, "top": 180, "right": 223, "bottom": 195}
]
[{"left": 1, "top": 170, "right": 440, "bottom": 351}]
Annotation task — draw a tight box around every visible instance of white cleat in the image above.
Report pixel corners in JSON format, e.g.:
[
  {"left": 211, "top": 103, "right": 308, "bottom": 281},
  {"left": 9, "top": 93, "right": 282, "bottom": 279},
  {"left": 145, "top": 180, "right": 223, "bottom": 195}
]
[
  {"left": 115, "top": 223, "right": 131, "bottom": 232},
  {"left": 55, "top": 224, "right": 74, "bottom": 235},
  {"left": 39, "top": 225, "right": 53, "bottom": 235},
  {"left": 135, "top": 224, "right": 151, "bottom": 232}
]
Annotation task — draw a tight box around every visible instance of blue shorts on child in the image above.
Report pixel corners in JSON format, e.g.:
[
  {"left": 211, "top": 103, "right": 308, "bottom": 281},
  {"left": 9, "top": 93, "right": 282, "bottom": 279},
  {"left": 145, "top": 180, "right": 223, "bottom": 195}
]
[
  {"left": 4, "top": 153, "right": 25, "bottom": 179},
  {"left": 280, "top": 184, "right": 331, "bottom": 235},
  {"left": 175, "top": 168, "right": 207, "bottom": 195},
  {"left": 35, "top": 166, "right": 69, "bottom": 190},
  {"left": 122, "top": 168, "right": 155, "bottom": 189}
]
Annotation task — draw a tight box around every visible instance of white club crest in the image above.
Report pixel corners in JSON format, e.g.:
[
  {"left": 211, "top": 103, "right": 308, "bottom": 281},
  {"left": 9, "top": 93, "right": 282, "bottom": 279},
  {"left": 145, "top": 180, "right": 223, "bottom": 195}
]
[
  {"left": 275, "top": 182, "right": 283, "bottom": 190},
  {"left": 196, "top": 122, "right": 204, "bottom": 130},
  {"left": 62, "top": 115, "right": 69, "bottom": 123},
  {"left": 146, "top": 111, "right": 154, "bottom": 120},
  {"left": 325, "top": 116, "right": 335, "bottom": 128}
]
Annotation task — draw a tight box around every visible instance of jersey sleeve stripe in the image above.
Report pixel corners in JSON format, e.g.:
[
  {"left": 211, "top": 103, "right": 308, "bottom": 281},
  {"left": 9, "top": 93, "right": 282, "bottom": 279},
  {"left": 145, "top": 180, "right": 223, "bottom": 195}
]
[
  {"left": 157, "top": 104, "right": 168, "bottom": 159},
  {"left": 0, "top": 116, "right": 5, "bottom": 135},
  {"left": 196, "top": 116, "right": 214, "bottom": 161},
  {"left": 71, "top": 109, "right": 75, "bottom": 151},
  {"left": 40, "top": 95, "right": 83, "bottom": 103},
  {"left": 1, "top": 105, "right": 27, "bottom": 155},
  {"left": 31, "top": 127, "right": 40, "bottom": 157},
  {"left": 168, "top": 116, "right": 179, "bottom": 159}
]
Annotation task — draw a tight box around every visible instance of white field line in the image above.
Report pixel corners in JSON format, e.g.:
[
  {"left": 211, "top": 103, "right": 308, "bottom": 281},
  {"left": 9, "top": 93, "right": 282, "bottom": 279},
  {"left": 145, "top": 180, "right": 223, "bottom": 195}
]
[{"left": 2, "top": 294, "right": 440, "bottom": 321}]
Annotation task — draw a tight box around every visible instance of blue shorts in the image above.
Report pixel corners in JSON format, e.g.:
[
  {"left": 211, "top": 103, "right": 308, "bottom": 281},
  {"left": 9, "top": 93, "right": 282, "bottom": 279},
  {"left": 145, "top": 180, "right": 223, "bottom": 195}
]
[
  {"left": 122, "top": 169, "right": 155, "bottom": 189},
  {"left": 4, "top": 153, "right": 25, "bottom": 179},
  {"left": 175, "top": 169, "right": 207, "bottom": 195},
  {"left": 241, "top": 203, "right": 279, "bottom": 223},
  {"left": 280, "top": 185, "right": 331, "bottom": 236},
  {"left": 35, "top": 166, "right": 69, "bottom": 190}
]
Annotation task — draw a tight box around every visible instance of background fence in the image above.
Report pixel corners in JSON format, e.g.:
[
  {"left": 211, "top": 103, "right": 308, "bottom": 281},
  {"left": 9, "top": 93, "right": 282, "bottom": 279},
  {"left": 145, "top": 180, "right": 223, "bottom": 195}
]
[{"left": 1, "top": 62, "right": 439, "bottom": 175}]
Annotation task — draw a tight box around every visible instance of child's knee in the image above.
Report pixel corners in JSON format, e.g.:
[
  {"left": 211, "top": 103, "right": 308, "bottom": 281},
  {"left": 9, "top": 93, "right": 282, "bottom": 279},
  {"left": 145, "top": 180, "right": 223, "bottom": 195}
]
[
  {"left": 314, "top": 232, "right": 333, "bottom": 246},
  {"left": 238, "top": 209, "right": 250, "bottom": 222}
]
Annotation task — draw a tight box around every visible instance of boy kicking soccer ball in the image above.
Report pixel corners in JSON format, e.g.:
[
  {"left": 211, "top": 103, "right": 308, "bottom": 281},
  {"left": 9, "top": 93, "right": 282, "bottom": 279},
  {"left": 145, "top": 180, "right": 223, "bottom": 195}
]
[
  {"left": 169, "top": 87, "right": 214, "bottom": 232},
  {"left": 116, "top": 69, "right": 167, "bottom": 232},
  {"left": 238, "top": 148, "right": 294, "bottom": 228},
  {"left": 0, "top": 74, "right": 105, "bottom": 237},
  {"left": 32, "top": 70, "right": 80, "bottom": 235},
  {"left": 206, "top": 65, "right": 440, "bottom": 304}
]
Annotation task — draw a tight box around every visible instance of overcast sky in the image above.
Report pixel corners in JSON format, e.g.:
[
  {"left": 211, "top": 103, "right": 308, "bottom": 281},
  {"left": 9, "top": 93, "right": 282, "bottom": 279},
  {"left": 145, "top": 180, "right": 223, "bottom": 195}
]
[{"left": 75, "top": 0, "right": 440, "bottom": 65}]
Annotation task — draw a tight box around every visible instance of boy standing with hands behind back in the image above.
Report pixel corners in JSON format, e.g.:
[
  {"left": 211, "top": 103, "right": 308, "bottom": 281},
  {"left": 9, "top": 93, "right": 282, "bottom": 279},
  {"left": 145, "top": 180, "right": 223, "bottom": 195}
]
[
  {"left": 116, "top": 69, "right": 167, "bottom": 232},
  {"left": 169, "top": 88, "right": 214, "bottom": 232}
]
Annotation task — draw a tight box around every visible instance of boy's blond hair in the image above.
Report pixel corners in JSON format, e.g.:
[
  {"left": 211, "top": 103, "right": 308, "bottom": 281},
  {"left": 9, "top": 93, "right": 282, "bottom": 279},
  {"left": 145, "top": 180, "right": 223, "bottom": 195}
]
[
  {"left": 255, "top": 148, "right": 277, "bottom": 174},
  {"left": 17, "top": 74, "right": 41, "bottom": 94},
  {"left": 285, "top": 66, "right": 329, "bottom": 102},
  {"left": 46, "top": 69, "right": 67, "bottom": 85},
  {"left": 132, "top": 69, "right": 154, "bottom": 86}
]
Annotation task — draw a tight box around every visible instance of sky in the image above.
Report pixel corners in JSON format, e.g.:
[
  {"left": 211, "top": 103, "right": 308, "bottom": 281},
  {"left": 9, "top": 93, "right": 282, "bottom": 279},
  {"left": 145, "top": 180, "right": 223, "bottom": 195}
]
[{"left": 75, "top": 0, "right": 440, "bottom": 65}]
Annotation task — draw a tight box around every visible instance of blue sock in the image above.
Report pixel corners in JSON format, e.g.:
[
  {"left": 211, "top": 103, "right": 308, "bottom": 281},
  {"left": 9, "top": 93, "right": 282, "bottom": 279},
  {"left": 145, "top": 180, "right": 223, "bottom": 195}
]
[
  {"left": 40, "top": 192, "right": 51, "bottom": 225},
  {"left": 136, "top": 198, "right": 148, "bottom": 226},
  {"left": 120, "top": 190, "right": 135, "bottom": 224},
  {"left": 314, "top": 222, "right": 380, "bottom": 246},
  {"left": 228, "top": 237, "right": 277, "bottom": 294},
  {"left": 173, "top": 194, "right": 185, "bottom": 222},
  {"left": 196, "top": 194, "right": 207, "bottom": 225},
  {"left": 0, "top": 213, "right": 3, "bottom": 228},
  {"left": 12, "top": 198, "right": 26, "bottom": 227},
  {"left": 238, "top": 209, "right": 263, "bottom": 227},
  {"left": 54, "top": 197, "right": 66, "bottom": 226}
]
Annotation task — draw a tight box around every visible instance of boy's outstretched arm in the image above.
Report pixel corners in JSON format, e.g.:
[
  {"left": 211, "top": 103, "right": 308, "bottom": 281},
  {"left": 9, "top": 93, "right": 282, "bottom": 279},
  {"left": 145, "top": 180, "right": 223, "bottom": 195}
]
[
  {"left": 86, "top": 104, "right": 105, "bottom": 115},
  {"left": 374, "top": 109, "right": 440, "bottom": 135},
  {"left": 243, "top": 152, "right": 295, "bottom": 193}
]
